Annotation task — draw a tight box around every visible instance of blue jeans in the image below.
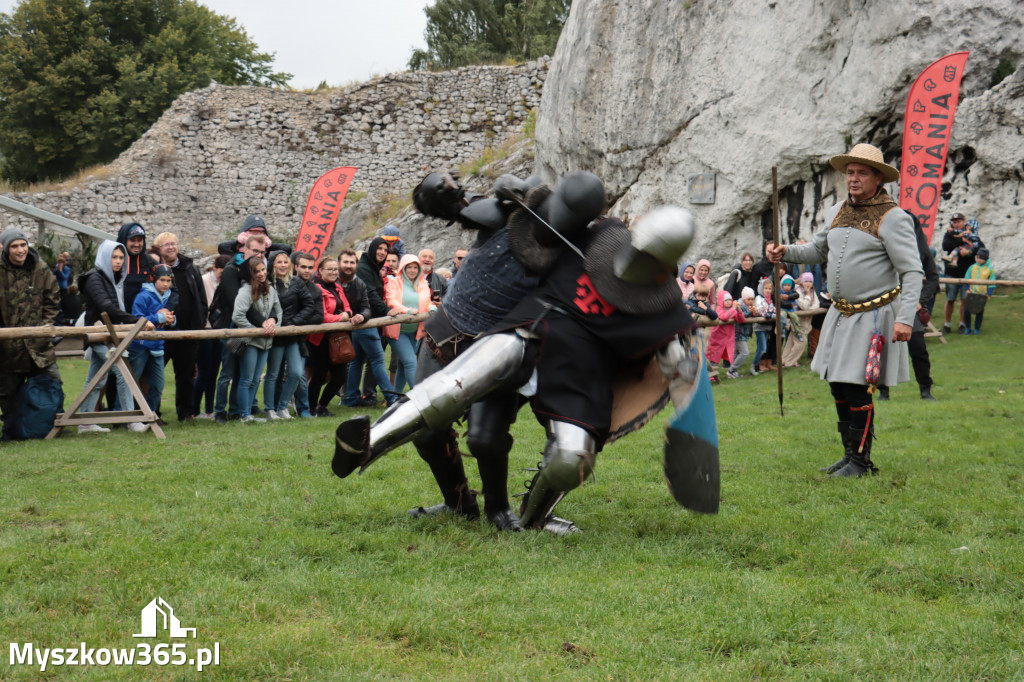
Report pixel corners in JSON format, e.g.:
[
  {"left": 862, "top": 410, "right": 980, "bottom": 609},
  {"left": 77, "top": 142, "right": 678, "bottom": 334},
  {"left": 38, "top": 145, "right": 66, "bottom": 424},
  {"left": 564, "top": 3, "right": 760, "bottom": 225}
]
[
  {"left": 293, "top": 370, "right": 311, "bottom": 415},
  {"left": 390, "top": 331, "right": 419, "bottom": 393},
  {"left": 82, "top": 343, "right": 134, "bottom": 413},
  {"left": 264, "top": 341, "right": 305, "bottom": 411},
  {"left": 128, "top": 346, "right": 165, "bottom": 413},
  {"left": 753, "top": 330, "right": 769, "bottom": 366},
  {"left": 345, "top": 328, "right": 396, "bottom": 405},
  {"left": 213, "top": 341, "right": 239, "bottom": 417},
  {"left": 237, "top": 345, "right": 268, "bottom": 419}
]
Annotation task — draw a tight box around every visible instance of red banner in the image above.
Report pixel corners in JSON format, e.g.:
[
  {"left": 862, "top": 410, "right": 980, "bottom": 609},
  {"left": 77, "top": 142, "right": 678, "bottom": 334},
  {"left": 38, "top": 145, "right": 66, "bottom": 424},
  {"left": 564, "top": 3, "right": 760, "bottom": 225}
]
[
  {"left": 899, "top": 52, "right": 969, "bottom": 244},
  {"left": 294, "top": 166, "right": 357, "bottom": 262}
]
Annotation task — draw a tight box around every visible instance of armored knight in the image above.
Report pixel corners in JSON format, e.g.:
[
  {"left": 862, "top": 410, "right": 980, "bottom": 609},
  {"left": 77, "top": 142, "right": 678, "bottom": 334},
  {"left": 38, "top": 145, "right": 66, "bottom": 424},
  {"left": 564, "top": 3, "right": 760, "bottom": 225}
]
[
  {"left": 332, "top": 171, "right": 605, "bottom": 531},
  {"left": 334, "top": 181, "right": 713, "bottom": 532}
]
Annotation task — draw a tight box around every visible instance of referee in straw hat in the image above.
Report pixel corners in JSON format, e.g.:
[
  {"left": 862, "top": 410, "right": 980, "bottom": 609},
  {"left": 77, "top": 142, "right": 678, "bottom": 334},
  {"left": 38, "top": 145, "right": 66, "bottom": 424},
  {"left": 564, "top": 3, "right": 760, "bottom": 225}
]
[{"left": 766, "top": 143, "right": 923, "bottom": 478}]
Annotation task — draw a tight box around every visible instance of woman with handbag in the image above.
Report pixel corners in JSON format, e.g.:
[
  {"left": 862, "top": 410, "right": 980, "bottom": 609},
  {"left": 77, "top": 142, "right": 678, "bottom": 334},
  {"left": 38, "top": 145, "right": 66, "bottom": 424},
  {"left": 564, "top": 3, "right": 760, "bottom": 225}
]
[
  {"left": 384, "top": 253, "right": 435, "bottom": 393},
  {"left": 231, "top": 257, "right": 281, "bottom": 423},
  {"left": 264, "top": 251, "right": 321, "bottom": 419},
  {"left": 307, "top": 257, "right": 354, "bottom": 416}
]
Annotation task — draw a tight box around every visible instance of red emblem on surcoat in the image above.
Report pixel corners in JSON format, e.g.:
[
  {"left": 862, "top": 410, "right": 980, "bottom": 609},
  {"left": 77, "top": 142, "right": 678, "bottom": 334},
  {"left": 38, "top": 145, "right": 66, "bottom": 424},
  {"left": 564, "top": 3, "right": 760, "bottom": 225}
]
[{"left": 573, "top": 273, "right": 616, "bottom": 316}]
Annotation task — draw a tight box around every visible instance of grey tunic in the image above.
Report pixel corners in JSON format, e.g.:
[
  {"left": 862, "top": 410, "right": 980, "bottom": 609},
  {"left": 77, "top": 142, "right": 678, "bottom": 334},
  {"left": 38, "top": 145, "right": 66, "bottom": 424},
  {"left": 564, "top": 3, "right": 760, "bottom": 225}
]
[{"left": 783, "top": 201, "right": 923, "bottom": 386}]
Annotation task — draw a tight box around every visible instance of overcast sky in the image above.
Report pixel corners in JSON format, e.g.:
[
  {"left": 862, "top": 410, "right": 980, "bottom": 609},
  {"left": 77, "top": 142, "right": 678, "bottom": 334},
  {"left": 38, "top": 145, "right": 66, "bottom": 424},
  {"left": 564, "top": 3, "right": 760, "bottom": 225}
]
[{"left": 0, "top": 0, "right": 433, "bottom": 89}]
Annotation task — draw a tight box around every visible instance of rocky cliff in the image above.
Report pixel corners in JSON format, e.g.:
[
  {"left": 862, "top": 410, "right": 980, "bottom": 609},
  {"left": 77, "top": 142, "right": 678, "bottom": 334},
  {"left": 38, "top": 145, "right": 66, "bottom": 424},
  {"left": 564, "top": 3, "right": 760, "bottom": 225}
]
[{"left": 536, "top": 0, "right": 1024, "bottom": 277}]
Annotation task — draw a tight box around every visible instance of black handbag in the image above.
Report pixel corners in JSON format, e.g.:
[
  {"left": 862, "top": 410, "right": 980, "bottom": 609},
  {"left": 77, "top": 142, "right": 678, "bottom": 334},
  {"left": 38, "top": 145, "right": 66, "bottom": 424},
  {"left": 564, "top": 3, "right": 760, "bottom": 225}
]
[{"left": 224, "top": 336, "right": 247, "bottom": 357}]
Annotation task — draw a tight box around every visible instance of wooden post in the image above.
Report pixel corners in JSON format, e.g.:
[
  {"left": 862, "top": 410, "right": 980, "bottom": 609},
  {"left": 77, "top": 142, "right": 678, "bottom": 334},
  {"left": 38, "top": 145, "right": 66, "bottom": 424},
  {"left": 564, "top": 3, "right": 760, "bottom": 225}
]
[{"left": 772, "top": 167, "right": 784, "bottom": 417}]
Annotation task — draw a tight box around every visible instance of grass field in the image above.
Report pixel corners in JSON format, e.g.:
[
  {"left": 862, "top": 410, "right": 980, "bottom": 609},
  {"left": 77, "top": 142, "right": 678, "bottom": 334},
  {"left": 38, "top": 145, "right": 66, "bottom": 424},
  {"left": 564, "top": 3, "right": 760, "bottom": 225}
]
[{"left": 3, "top": 290, "right": 1023, "bottom": 680}]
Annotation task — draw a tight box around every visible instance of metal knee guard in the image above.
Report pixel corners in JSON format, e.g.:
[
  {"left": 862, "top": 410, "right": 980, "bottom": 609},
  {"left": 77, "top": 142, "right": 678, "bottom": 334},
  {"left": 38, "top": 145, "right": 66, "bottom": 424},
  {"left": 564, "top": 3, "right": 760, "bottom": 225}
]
[
  {"left": 519, "top": 421, "right": 596, "bottom": 530},
  {"left": 360, "top": 333, "right": 527, "bottom": 470}
]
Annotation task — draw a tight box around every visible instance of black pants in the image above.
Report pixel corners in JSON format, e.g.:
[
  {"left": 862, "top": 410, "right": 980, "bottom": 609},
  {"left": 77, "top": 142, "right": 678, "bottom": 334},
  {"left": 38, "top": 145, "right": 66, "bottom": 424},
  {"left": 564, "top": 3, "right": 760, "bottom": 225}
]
[
  {"left": 307, "top": 339, "right": 348, "bottom": 408},
  {"left": 908, "top": 330, "right": 932, "bottom": 390},
  {"left": 829, "top": 382, "right": 872, "bottom": 432},
  {"left": 192, "top": 338, "right": 221, "bottom": 414},
  {"left": 163, "top": 339, "right": 198, "bottom": 420}
]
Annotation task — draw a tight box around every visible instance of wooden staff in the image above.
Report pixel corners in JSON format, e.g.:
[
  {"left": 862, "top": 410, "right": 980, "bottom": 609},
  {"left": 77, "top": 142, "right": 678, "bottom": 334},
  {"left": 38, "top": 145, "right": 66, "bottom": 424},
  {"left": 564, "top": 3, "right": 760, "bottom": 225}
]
[{"left": 772, "top": 166, "right": 784, "bottom": 417}]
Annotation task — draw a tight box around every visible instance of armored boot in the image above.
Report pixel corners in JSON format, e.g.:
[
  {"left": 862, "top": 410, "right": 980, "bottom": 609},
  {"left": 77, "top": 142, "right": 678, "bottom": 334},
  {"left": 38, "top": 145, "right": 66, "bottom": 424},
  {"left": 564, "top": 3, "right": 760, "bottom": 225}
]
[
  {"left": 819, "top": 421, "right": 853, "bottom": 474},
  {"left": 518, "top": 421, "right": 595, "bottom": 534},
  {"left": 331, "top": 333, "right": 527, "bottom": 478},
  {"left": 831, "top": 425, "right": 878, "bottom": 478}
]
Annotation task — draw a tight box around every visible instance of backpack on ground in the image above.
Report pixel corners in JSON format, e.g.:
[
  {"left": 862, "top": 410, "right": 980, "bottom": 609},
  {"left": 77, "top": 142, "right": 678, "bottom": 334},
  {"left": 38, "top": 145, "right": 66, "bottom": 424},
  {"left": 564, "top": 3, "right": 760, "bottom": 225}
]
[{"left": 6, "top": 373, "right": 65, "bottom": 440}]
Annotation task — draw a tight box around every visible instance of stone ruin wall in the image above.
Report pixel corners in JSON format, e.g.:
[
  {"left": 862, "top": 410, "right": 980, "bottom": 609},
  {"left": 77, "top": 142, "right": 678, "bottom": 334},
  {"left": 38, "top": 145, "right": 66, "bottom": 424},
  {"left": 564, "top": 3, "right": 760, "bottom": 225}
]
[{"left": 1, "top": 59, "right": 549, "bottom": 256}]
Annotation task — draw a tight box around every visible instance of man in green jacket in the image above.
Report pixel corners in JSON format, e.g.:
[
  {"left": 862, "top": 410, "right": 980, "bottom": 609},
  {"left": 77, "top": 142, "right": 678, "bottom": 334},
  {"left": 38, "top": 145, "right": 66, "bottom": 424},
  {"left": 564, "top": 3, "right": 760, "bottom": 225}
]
[{"left": 0, "top": 228, "right": 62, "bottom": 436}]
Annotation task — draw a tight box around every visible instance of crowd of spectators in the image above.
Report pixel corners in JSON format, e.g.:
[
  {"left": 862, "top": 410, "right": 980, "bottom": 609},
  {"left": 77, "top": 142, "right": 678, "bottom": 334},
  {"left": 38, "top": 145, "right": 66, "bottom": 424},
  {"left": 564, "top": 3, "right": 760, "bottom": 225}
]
[
  {"left": 0, "top": 208, "right": 1003, "bottom": 438},
  {"left": 676, "top": 210, "right": 999, "bottom": 385}
]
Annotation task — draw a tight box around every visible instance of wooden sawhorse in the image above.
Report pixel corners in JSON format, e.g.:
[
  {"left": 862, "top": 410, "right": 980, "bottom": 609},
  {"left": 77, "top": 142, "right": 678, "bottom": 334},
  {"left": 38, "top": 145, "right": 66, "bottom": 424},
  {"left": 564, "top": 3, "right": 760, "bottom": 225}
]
[{"left": 47, "top": 315, "right": 165, "bottom": 439}]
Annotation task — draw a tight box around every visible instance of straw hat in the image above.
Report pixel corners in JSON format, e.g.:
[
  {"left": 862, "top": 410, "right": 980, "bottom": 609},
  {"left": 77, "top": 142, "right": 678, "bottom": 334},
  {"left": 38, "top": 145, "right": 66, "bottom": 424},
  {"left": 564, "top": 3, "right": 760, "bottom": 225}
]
[{"left": 830, "top": 143, "right": 900, "bottom": 183}]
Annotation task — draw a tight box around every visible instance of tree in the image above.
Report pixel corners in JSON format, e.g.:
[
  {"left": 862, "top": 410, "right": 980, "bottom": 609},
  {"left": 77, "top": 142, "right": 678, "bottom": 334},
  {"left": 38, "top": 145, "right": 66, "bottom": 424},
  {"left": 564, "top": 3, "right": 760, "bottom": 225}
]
[
  {"left": 0, "top": 0, "right": 291, "bottom": 184},
  {"left": 408, "top": 0, "right": 570, "bottom": 72}
]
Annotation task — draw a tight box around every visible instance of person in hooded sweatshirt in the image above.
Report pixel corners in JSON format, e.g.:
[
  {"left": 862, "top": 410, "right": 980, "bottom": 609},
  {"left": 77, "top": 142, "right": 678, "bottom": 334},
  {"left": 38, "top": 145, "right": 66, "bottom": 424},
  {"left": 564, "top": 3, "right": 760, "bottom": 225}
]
[
  {"left": 0, "top": 229, "right": 62, "bottom": 439},
  {"left": 115, "top": 222, "right": 154, "bottom": 311},
  {"left": 379, "top": 225, "right": 407, "bottom": 260},
  {"left": 352, "top": 236, "right": 392, "bottom": 402},
  {"left": 127, "top": 264, "right": 177, "bottom": 431},
  {"left": 77, "top": 240, "right": 155, "bottom": 433}
]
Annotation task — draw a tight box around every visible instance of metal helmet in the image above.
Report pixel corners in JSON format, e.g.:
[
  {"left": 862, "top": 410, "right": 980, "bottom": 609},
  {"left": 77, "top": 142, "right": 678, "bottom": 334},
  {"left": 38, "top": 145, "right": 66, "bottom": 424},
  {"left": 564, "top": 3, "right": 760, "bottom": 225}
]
[{"left": 613, "top": 206, "right": 695, "bottom": 285}]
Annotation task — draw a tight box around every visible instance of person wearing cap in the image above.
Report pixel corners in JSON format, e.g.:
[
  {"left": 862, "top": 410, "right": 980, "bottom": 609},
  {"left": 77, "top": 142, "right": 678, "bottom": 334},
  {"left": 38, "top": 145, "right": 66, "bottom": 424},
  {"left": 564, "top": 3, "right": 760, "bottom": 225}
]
[
  {"left": 127, "top": 264, "right": 177, "bottom": 431},
  {"left": 116, "top": 222, "right": 155, "bottom": 311},
  {"left": 153, "top": 232, "right": 208, "bottom": 422},
  {"left": 766, "top": 143, "right": 923, "bottom": 477},
  {"left": 0, "top": 229, "right": 63, "bottom": 439},
  {"left": 940, "top": 212, "right": 984, "bottom": 334},
  {"left": 379, "top": 225, "right": 407, "bottom": 260},
  {"left": 333, "top": 172, "right": 701, "bottom": 534},
  {"left": 963, "top": 247, "right": 996, "bottom": 335}
]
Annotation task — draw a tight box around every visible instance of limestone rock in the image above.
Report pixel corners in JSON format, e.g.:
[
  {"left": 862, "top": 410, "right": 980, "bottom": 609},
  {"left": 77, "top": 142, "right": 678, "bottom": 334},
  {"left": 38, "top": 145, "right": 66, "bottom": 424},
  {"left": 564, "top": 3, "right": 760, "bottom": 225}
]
[{"left": 536, "top": 0, "right": 1024, "bottom": 277}]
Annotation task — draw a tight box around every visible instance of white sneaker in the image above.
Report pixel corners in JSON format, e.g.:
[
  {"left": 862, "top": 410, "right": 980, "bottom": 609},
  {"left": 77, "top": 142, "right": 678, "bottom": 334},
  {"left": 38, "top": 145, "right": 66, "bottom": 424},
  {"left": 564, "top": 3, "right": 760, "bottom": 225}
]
[
  {"left": 240, "top": 415, "right": 266, "bottom": 423},
  {"left": 78, "top": 424, "right": 111, "bottom": 434},
  {"left": 127, "top": 422, "right": 149, "bottom": 433},
  {"left": 277, "top": 409, "right": 293, "bottom": 420},
  {"left": 267, "top": 410, "right": 280, "bottom": 420}
]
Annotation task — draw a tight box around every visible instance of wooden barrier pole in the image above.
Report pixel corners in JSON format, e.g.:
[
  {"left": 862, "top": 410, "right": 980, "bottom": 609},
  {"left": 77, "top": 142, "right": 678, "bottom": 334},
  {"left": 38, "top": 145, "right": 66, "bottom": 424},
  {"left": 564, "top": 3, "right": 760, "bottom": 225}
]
[{"left": 0, "top": 312, "right": 429, "bottom": 341}]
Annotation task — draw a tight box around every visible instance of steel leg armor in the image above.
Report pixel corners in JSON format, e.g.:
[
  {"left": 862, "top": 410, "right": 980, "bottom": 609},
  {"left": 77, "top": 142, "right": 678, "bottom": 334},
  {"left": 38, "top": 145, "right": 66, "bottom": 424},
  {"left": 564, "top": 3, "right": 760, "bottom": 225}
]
[
  {"left": 332, "top": 332, "right": 527, "bottom": 478},
  {"left": 518, "top": 420, "right": 597, "bottom": 533}
]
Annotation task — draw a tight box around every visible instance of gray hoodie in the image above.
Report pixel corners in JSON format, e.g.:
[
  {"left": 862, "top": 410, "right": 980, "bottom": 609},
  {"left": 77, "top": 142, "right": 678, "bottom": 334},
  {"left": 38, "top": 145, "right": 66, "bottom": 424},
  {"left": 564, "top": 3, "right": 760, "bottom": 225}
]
[{"left": 94, "top": 240, "right": 128, "bottom": 311}]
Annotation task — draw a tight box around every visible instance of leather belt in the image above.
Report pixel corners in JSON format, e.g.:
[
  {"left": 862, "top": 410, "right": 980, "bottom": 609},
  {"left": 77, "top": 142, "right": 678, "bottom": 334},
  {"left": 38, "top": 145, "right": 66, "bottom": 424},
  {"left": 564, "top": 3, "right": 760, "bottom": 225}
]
[{"left": 833, "top": 285, "right": 901, "bottom": 317}]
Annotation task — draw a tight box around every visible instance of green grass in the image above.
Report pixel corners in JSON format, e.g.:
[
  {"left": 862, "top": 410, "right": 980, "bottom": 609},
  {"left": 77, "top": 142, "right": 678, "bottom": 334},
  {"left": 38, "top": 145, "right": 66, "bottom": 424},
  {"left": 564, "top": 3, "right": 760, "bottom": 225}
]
[{"left": 3, "top": 290, "right": 1023, "bottom": 679}]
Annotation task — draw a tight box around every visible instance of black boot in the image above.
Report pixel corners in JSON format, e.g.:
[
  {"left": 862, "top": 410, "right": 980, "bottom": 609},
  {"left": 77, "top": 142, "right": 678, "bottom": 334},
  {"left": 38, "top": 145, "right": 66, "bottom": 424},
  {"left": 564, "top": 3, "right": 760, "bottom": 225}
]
[
  {"left": 832, "top": 425, "right": 877, "bottom": 477},
  {"left": 408, "top": 428, "right": 481, "bottom": 520},
  {"left": 876, "top": 386, "right": 889, "bottom": 401},
  {"left": 476, "top": 446, "right": 522, "bottom": 532},
  {"left": 920, "top": 385, "right": 936, "bottom": 401},
  {"left": 820, "top": 421, "right": 852, "bottom": 473}
]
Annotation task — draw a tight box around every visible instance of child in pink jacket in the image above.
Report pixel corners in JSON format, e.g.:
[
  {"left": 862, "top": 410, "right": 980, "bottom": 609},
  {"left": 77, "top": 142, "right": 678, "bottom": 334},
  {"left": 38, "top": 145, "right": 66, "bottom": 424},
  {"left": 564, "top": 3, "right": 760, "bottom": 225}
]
[{"left": 706, "top": 290, "right": 745, "bottom": 381}]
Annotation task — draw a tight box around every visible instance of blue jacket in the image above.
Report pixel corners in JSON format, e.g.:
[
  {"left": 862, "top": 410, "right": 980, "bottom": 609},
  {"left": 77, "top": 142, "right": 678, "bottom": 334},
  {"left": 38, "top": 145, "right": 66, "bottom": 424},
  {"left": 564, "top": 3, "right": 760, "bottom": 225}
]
[{"left": 130, "top": 283, "right": 176, "bottom": 355}]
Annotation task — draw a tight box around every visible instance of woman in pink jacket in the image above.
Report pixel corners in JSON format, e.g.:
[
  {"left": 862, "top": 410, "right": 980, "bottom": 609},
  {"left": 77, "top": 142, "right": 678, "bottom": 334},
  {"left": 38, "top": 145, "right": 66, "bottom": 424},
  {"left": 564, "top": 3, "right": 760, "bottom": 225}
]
[
  {"left": 384, "top": 254, "right": 436, "bottom": 392},
  {"left": 705, "top": 290, "right": 745, "bottom": 381}
]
